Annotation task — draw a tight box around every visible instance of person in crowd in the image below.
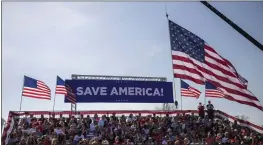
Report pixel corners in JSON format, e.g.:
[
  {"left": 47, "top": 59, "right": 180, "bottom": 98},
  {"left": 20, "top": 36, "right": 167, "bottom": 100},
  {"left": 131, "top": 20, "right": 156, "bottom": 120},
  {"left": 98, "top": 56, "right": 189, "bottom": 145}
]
[
  {"left": 205, "top": 132, "right": 215, "bottom": 145},
  {"left": 73, "top": 131, "right": 85, "bottom": 145},
  {"left": 198, "top": 102, "right": 205, "bottom": 119},
  {"left": 4, "top": 103, "right": 263, "bottom": 145},
  {"left": 206, "top": 101, "right": 214, "bottom": 120}
]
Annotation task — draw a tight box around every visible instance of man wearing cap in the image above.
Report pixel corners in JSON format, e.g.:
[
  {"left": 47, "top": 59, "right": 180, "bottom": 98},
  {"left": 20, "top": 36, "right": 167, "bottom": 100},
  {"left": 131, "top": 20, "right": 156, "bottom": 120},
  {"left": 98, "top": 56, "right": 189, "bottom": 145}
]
[{"left": 206, "top": 101, "right": 214, "bottom": 120}]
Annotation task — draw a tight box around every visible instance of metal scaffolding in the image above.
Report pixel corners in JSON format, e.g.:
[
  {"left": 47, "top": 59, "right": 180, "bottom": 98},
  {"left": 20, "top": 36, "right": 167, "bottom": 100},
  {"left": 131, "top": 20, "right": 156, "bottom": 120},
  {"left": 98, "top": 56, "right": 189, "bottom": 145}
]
[{"left": 71, "top": 74, "right": 167, "bottom": 82}]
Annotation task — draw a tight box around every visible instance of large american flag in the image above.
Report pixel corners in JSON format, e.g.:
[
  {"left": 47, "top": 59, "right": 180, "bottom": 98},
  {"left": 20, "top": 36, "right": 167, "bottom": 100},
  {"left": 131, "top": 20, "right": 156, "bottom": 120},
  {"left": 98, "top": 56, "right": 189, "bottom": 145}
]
[
  {"left": 181, "top": 79, "right": 201, "bottom": 98},
  {"left": 168, "top": 19, "right": 262, "bottom": 111},
  {"left": 22, "top": 76, "right": 51, "bottom": 100},
  {"left": 205, "top": 81, "right": 224, "bottom": 98},
  {"left": 55, "top": 76, "right": 76, "bottom": 104}
]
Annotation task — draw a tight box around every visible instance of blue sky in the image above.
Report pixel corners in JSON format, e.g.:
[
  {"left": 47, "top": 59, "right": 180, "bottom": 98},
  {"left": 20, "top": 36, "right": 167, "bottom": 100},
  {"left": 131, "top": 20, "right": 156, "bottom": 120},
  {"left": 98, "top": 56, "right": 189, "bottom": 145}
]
[{"left": 2, "top": 2, "right": 263, "bottom": 125}]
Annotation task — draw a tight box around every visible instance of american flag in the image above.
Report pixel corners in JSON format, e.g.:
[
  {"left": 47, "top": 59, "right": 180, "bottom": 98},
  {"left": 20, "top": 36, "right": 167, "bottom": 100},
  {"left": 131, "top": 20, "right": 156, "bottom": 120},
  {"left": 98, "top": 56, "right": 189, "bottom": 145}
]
[
  {"left": 22, "top": 76, "right": 51, "bottom": 100},
  {"left": 55, "top": 76, "right": 76, "bottom": 104},
  {"left": 224, "top": 58, "right": 248, "bottom": 89},
  {"left": 181, "top": 79, "right": 201, "bottom": 98},
  {"left": 205, "top": 81, "right": 224, "bottom": 98},
  {"left": 55, "top": 76, "right": 67, "bottom": 95},
  {"left": 168, "top": 19, "right": 262, "bottom": 111},
  {"left": 237, "top": 73, "right": 248, "bottom": 89},
  {"left": 65, "top": 84, "right": 77, "bottom": 104}
]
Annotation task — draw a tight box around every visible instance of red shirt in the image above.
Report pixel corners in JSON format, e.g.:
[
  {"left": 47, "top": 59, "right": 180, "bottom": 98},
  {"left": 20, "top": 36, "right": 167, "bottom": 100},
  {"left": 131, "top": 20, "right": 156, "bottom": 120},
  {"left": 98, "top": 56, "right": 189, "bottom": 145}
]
[
  {"left": 37, "top": 125, "right": 44, "bottom": 133},
  {"left": 152, "top": 132, "right": 162, "bottom": 143},
  {"left": 198, "top": 105, "right": 204, "bottom": 113},
  {"left": 140, "top": 119, "right": 146, "bottom": 127},
  {"left": 216, "top": 136, "right": 221, "bottom": 142},
  {"left": 206, "top": 137, "right": 215, "bottom": 145},
  {"left": 42, "top": 139, "right": 51, "bottom": 145}
]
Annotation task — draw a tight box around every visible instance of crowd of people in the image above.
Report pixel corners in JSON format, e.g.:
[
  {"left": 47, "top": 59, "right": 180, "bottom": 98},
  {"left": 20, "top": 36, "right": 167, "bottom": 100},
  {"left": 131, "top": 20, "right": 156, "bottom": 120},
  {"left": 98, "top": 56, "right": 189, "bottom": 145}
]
[{"left": 5, "top": 102, "right": 263, "bottom": 145}]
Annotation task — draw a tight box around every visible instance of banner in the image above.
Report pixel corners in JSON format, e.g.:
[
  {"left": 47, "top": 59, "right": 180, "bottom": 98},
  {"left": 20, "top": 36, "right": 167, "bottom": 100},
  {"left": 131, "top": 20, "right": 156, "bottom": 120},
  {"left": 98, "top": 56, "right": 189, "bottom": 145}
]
[{"left": 64, "top": 80, "right": 174, "bottom": 103}]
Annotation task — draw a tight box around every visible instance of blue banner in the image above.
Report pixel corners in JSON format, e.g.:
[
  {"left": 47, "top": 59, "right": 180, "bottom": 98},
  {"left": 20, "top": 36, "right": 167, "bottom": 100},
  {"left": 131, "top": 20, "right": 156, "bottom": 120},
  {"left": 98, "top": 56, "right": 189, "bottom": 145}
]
[{"left": 64, "top": 80, "right": 174, "bottom": 103}]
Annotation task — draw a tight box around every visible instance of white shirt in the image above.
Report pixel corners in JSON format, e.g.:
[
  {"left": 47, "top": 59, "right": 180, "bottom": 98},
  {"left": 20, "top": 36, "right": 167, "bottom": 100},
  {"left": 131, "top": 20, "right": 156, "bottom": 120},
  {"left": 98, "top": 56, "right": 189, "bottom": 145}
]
[
  {"left": 54, "top": 128, "right": 64, "bottom": 135},
  {"left": 74, "top": 135, "right": 84, "bottom": 141},
  {"left": 131, "top": 125, "right": 136, "bottom": 129},
  {"left": 162, "top": 140, "right": 168, "bottom": 145},
  {"left": 127, "top": 117, "right": 135, "bottom": 122},
  {"left": 126, "top": 117, "right": 132, "bottom": 123},
  {"left": 22, "top": 128, "right": 36, "bottom": 134},
  {"left": 143, "top": 128, "right": 150, "bottom": 135},
  {"left": 182, "top": 124, "right": 186, "bottom": 130},
  {"left": 98, "top": 119, "right": 104, "bottom": 127},
  {"left": 222, "top": 137, "right": 228, "bottom": 143},
  {"left": 90, "top": 123, "right": 95, "bottom": 131},
  {"left": 25, "top": 117, "right": 31, "bottom": 124}
]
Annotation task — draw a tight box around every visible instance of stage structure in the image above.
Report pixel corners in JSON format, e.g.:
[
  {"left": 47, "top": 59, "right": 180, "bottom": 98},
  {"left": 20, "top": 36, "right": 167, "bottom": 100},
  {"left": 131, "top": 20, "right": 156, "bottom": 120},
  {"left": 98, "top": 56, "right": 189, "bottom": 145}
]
[
  {"left": 71, "top": 74, "right": 167, "bottom": 82},
  {"left": 70, "top": 74, "right": 168, "bottom": 112}
]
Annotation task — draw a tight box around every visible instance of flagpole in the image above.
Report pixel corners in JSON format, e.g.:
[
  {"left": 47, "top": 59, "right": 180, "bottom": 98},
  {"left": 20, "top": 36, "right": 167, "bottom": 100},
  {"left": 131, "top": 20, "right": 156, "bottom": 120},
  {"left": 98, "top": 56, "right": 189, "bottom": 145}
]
[
  {"left": 179, "top": 79, "right": 183, "bottom": 111},
  {"left": 19, "top": 76, "right": 25, "bottom": 111},
  {"left": 204, "top": 82, "right": 206, "bottom": 106},
  {"left": 53, "top": 94, "right": 56, "bottom": 112},
  {"left": 165, "top": 4, "right": 180, "bottom": 110}
]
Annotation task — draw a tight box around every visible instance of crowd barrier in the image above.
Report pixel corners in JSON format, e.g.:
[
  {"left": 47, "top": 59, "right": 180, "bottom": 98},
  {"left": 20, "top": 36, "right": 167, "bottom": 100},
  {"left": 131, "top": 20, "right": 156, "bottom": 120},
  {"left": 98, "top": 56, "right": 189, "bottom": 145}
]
[{"left": 2, "top": 110, "right": 263, "bottom": 144}]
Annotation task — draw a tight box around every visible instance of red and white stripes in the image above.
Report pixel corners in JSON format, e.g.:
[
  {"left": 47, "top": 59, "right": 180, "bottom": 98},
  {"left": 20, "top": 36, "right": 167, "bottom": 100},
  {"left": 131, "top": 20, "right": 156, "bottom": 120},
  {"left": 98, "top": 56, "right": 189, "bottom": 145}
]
[
  {"left": 22, "top": 81, "right": 51, "bottom": 100},
  {"left": 172, "top": 44, "right": 262, "bottom": 110}
]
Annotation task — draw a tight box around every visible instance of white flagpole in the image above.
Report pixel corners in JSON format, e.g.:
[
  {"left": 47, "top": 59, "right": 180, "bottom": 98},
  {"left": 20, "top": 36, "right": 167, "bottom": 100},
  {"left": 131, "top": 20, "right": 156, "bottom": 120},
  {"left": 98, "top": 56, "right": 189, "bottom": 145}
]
[
  {"left": 53, "top": 93, "right": 57, "bottom": 112},
  {"left": 165, "top": 5, "right": 178, "bottom": 110},
  {"left": 19, "top": 76, "right": 25, "bottom": 111},
  {"left": 179, "top": 79, "right": 183, "bottom": 110},
  {"left": 53, "top": 77, "right": 57, "bottom": 112},
  {"left": 204, "top": 82, "right": 207, "bottom": 106}
]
